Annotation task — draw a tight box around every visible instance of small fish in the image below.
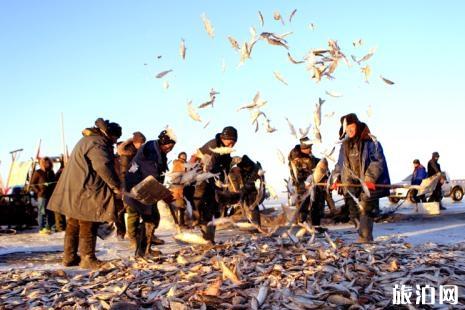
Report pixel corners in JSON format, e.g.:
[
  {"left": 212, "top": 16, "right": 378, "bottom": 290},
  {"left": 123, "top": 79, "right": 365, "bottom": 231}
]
[
  {"left": 313, "top": 98, "right": 324, "bottom": 129},
  {"left": 324, "top": 231, "right": 338, "bottom": 250},
  {"left": 198, "top": 96, "right": 215, "bottom": 109},
  {"left": 273, "top": 11, "right": 284, "bottom": 25},
  {"left": 203, "top": 277, "right": 222, "bottom": 296},
  {"left": 174, "top": 232, "right": 210, "bottom": 245},
  {"left": 250, "top": 27, "right": 257, "bottom": 42},
  {"left": 264, "top": 117, "right": 277, "bottom": 133},
  {"left": 209, "top": 88, "right": 220, "bottom": 97},
  {"left": 163, "top": 81, "right": 169, "bottom": 90},
  {"left": 203, "top": 120, "right": 210, "bottom": 129},
  {"left": 234, "top": 222, "right": 258, "bottom": 230},
  {"left": 357, "top": 51, "right": 374, "bottom": 64},
  {"left": 380, "top": 75, "right": 395, "bottom": 85},
  {"left": 201, "top": 13, "right": 215, "bottom": 38},
  {"left": 308, "top": 23, "right": 316, "bottom": 31},
  {"left": 273, "top": 71, "right": 288, "bottom": 85},
  {"left": 187, "top": 101, "right": 202, "bottom": 122},
  {"left": 209, "top": 147, "right": 235, "bottom": 155},
  {"left": 285, "top": 117, "right": 298, "bottom": 139},
  {"left": 366, "top": 105, "right": 373, "bottom": 118},
  {"left": 219, "top": 260, "right": 242, "bottom": 285},
  {"left": 228, "top": 36, "right": 240, "bottom": 50},
  {"left": 276, "top": 149, "right": 285, "bottom": 164},
  {"left": 299, "top": 124, "right": 311, "bottom": 138},
  {"left": 361, "top": 65, "right": 371, "bottom": 83},
  {"left": 287, "top": 52, "right": 304, "bottom": 64},
  {"left": 208, "top": 217, "right": 233, "bottom": 227},
  {"left": 313, "top": 127, "right": 322, "bottom": 144},
  {"left": 313, "top": 158, "right": 328, "bottom": 183},
  {"left": 276, "top": 31, "right": 293, "bottom": 39},
  {"left": 288, "top": 9, "right": 297, "bottom": 23},
  {"left": 352, "top": 38, "right": 363, "bottom": 48},
  {"left": 258, "top": 11, "right": 264, "bottom": 27},
  {"left": 156, "top": 69, "right": 173, "bottom": 79},
  {"left": 157, "top": 55, "right": 162, "bottom": 59},
  {"left": 325, "top": 90, "right": 343, "bottom": 98},
  {"left": 237, "top": 91, "right": 267, "bottom": 111},
  {"left": 260, "top": 32, "right": 288, "bottom": 49},
  {"left": 252, "top": 282, "right": 269, "bottom": 309},
  {"left": 179, "top": 39, "right": 186, "bottom": 60}
]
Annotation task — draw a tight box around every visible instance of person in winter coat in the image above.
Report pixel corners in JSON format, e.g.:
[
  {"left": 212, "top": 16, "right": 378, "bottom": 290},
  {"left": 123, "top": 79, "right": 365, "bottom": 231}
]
[
  {"left": 288, "top": 138, "right": 329, "bottom": 232},
  {"left": 124, "top": 129, "right": 176, "bottom": 257},
  {"left": 115, "top": 131, "right": 146, "bottom": 241},
  {"left": 411, "top": 159, "right": 427, "bottom": 202},
  {"left": 190, "top": 126, "right": 237, "bottom": 242},
  {"left": 53, "top": 158, "right": 66, "bottom": 232},
  {"left": 427, "top": 152, "right": 445, "bottom": 210},
  {"left": 48, "top": 118, "right": 122, "bottom": 269},
  {"left": 31, "top": 157, "right": 56, "bottom": 234},
  {"left": 332, "top": 113, "right": 390, "bottom": 243},
  {"left": 170, "top": 152, "right": 188, "bottom": 227}
]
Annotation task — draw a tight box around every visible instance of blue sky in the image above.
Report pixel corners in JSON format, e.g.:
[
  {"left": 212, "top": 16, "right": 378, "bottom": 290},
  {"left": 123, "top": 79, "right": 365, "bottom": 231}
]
[{"left": 1, "top": 1, "right": 465, "bottom": 193}]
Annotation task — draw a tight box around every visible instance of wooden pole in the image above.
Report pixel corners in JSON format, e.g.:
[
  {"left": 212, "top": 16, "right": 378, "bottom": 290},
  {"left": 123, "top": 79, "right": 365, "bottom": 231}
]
[{"left": 60, "top": 112, "right": 68, "bottom": 165}]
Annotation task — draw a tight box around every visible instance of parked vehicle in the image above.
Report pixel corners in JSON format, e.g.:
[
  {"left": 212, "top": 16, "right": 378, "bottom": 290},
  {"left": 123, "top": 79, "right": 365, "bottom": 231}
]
[{"left": 389, "top": 172, "right": 464, "bottom": 203}]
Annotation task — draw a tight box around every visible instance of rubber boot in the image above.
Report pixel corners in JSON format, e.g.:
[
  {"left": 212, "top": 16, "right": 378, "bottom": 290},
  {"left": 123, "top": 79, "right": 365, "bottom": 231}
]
[
  {"left": 252, "top": 207, "right": 262, "bottom": 228},
  {"left": 135, "top": 222, "right": 147, "bottom": 257},
  {"left": 62, "top": 218, "right": 80, "bottom": 267},
  {"left": 356, "top": 215, "right": 374, "bottom": 243}
]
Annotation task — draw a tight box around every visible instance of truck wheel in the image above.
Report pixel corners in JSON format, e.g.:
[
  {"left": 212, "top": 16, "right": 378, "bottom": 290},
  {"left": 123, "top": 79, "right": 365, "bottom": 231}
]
[
  {"left": 407, "top": 190, "right": 417, "bottom": 203},
  {"left": 451, "top": 187, "right": 464, "bottom": 202},
  {"left": 389, "top": 197, "right": 400, "bottom": 204}
]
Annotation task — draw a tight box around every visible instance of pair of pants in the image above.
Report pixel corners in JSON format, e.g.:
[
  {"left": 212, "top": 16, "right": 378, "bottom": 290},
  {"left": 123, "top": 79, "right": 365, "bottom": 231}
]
[
  {"left": 299, "top": 187, "right": 325, "bottom": 226},
  {"left": 428, "top": 184, "right": 443, "bottom": 205},
  {"left": 114, "top": 199, "right": 126, "bottom": 238},
  {"left": 37, "top": 197, "right": 54, "bottom": 230},
  {"left": 193, "top": 180, "right": 220, "bottom": 241},
  {"left": 124, "top": 196, "right": 160, "bottom": 256},
  {"left": 54, "top": 212, "right": 66, "bottom": 232},
  {"left": 64, "top": 218, "right": 100, "bottom": 262},
  {"left": 126, "top": 204, "right": 140, "bottom": 241}
]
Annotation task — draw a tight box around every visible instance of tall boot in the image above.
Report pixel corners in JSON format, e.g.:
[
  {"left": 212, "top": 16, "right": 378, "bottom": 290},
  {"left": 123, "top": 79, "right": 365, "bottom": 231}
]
[
  {"left": 63, "top": 218, "right": 80, "bottom": 267},
  {"left": 356, "top": 215, "right": 374, "bottom": 243},
  {"left": 135, "top": 222, "right": 147, "bottom": 257},
  {"left": 144, "top": 222, "right": 161, "bottom": 256},
  {"left": 79, "top": 221, "right": 103, "bottom": 269},
  {"left": 205, "top": 225, "right": 216, "bottom": 243},
  {"left": 252, "top": 207, "right": 261, "bottom": 228}
]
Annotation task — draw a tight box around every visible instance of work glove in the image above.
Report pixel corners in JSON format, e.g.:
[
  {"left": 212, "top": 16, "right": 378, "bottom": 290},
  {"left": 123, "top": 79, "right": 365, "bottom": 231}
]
[{"left": 364, "top": 181, "right": 376, "bottom": 191}]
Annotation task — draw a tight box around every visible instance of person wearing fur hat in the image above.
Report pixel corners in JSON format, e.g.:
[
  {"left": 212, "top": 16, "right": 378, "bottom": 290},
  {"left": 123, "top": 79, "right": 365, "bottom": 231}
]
[
  {"left": 332, "top": 113, "right": 390, "bottom": 243},
  {"left": 190, "top": 126, "right": 238, "bottom": 242},
  {"left": 427, "top": 152, "right": 445, "bottom": 209},
  {"left": 48, "top": 118, "right": 122, "bottom": 269},
  {"left": 115, "top": 132, "right": 146, "bottom": 242},
  {"left": 124, "top": 128, "right": 176, "bottom": 257}
]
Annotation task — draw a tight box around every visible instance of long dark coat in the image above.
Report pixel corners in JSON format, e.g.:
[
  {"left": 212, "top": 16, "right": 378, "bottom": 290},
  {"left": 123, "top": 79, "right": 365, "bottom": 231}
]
[{"left": 47, "top": 132, "right": 120, "bottom": 222}]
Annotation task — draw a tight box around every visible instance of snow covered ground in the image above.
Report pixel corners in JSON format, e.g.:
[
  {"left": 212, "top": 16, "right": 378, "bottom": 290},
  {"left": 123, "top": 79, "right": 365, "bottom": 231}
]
[{"left": 0, "top": 198, "right": 464, "bottom": 272}]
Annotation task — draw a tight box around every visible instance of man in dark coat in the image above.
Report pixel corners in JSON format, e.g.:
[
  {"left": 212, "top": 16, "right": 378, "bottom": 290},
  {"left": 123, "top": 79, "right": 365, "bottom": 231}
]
[
  {"left": 288, "top": 138, "right": 329, "bottom": 231},
  {"left": 124, "top": 128, "right": 175, "bottom": 257},
  {"left": 427, "top": 152, "right": 445, "bottom": 209},
  {"left": 333, "top": 113, "right": 390, "bottom": 243},
  {"left": 48, "top": 118, "right": 122, "bottom": 269},
  {"left": 115, "top": 131, "right": 146, "bottom": 241},
  {"left": 411, "top": 159, "right": 427, "bottom": 202},
  {"left": 31, "top": 157, "right": 56, "bottom": 234},
  {"left": 190, "top": 126, "right": 237, "bottom": 242}
]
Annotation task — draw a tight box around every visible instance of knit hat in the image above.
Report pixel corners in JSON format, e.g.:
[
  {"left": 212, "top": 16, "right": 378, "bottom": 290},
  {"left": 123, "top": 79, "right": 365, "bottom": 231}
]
[
  {"left": 158, "top": 127, "right": 177, "bottom": 145},
  {"left": 220, "top": 126, "right": 238, "bottom": 141}
]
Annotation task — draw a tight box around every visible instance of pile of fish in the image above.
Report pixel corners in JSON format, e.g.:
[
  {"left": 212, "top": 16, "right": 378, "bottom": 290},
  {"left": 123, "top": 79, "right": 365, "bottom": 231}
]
[{"left": 1, "top": 231, "right": 464, "bottom": 309}]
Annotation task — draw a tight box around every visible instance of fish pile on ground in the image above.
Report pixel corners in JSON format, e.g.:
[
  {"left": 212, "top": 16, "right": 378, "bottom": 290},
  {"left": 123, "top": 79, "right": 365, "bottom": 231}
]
[{"left": 1, "top": 234, "right": 464, "bottom": 309}]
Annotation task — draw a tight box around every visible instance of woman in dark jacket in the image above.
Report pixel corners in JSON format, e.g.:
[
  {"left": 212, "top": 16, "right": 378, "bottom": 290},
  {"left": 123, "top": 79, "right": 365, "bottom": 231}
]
[
  {"left": 333, "top": 113, "right": 390, "bottom": 243},
  {"left": 48, "top": 118, "right": 122, "bottom": 269}
]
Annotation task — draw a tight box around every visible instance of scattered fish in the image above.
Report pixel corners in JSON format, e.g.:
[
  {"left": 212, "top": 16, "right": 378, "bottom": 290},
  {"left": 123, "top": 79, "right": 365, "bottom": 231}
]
[
  {"left": 187, "top": 101, "right": 202, "bottom": 122},
  {"left": 209, "top": 147, "right": 235, "bottom": 155},
  {"left": 285, "top": 117, "right": 298, "bottom": 139},
  {"left": 288, "top": 9, "right": 297, "bottom": 23},
  {"left": 179, "top": 39, "right": 186, "bottom": 60},
  {"left": 174, "top": 232, "right": 210, "bottom": 245},
  {"left": 201, "top": 13, "right": 215, "bottom": 38},
  {"left": 273, "top": 71, "right": 288, "bottom": 85},
  {"left": 156, "top": 69, "right": 173, "bottom": 79},
  {"left": 325, "top": 90, "right": 343, "bottom": 98},
  {"left": 287, "top": 52, "right": 304, "bottom": 64},
  {"left": 273, "top": 11, "right": 284, "bottom": 25},
  {"left": 228, "top": 36, "right": 240, "bottom": 50},
  {"left": 380, "top": 75, "right": 395, "bottom": 85},
  {"left": 258, "top": 11, "right": 264, "bottom": 27}
]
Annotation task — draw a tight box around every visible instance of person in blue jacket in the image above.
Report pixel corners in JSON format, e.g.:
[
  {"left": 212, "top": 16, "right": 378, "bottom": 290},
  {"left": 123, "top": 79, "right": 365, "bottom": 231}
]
[
  {"left": 411, "top": 159, "right": 427, "bottom": 202},
  {"left": 333, "top": 113, "right": 390, "bottom": 243}
]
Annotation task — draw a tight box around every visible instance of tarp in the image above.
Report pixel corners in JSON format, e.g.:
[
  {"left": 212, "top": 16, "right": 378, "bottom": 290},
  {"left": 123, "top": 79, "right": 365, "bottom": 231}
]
[{"left": 7, "top": 160, "right": 33, "bottom": 189}]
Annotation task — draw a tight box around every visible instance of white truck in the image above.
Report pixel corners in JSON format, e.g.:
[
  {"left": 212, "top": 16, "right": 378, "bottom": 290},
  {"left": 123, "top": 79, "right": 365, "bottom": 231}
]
[{"left": 389, "top": 172, "right": 464, "bottom": 203}]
